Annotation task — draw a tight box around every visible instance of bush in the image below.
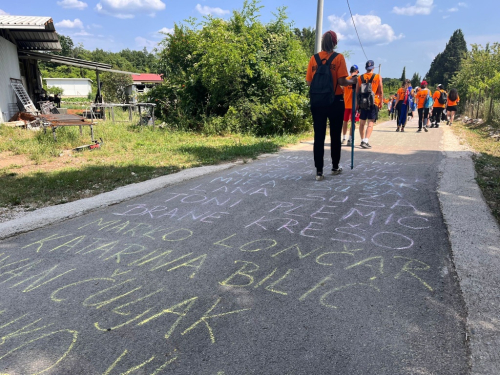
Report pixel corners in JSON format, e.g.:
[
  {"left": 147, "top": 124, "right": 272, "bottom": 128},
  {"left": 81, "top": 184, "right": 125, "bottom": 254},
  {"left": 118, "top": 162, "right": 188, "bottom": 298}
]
[
  {"left": 150, "top": 0, "right": 311, "bottom": 135},
  {"left": 46, "top": 86, "right": 64, "bottom": 96}
]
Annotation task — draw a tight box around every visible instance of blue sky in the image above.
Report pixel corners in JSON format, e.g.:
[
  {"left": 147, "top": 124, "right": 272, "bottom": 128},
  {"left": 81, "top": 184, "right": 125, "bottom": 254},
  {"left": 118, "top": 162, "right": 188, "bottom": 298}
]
[{"left": 1, "top": 0, "right": 498, "bottom": 80}]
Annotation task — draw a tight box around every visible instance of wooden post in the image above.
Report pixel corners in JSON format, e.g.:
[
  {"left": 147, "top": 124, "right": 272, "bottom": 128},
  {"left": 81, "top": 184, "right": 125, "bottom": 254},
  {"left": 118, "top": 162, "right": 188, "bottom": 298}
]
[
  {"left": 128, "top": 105, "right": 132, "bottom": 121},
  {"left": 111, "top": 106, "right": 115, "bottom": 122},
  {"left": 489, "top": 87, "right": 494, "bottom": 121},
  {"left": 476, "top": 89, "right": 481, "bottom": 119},
  {"left": 138, "top": 105, "right": 142, "bottom": 125}
]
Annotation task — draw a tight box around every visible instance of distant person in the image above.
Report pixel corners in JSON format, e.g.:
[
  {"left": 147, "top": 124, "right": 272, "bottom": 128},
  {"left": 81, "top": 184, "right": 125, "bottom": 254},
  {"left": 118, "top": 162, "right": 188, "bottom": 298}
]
[
  {"left": 390, "top": 94, "right": 397, "bottom": 120},
  {"left": 355, "top": 60, "right": 383, "bottom": 148},
  {"left": 415, "top": 81, "right": 432, "bottom": 132},
  {"left": 342, "top": 65, "right": 359, "bottom": 146},
  {"left": 306, "top": 30, "right": 358, "bottom": 181},
  {"left": 395, "top": 80, "right": 410, "bottom": 132},
  {"left": 431, "top": 84, "right": 447, "bottom": 128},
  {"left": 447, "top": 88, "right": 460, "bottom": 125}
]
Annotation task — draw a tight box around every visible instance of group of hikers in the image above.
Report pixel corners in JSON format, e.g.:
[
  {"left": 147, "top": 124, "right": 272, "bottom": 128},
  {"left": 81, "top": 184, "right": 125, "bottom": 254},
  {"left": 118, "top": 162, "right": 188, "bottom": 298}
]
[
  {"left": 305, "top": 30, "right": 459, "bottom": 181},
  {"left": 387, "top": 80, "right": 460, "bottom": 133}
]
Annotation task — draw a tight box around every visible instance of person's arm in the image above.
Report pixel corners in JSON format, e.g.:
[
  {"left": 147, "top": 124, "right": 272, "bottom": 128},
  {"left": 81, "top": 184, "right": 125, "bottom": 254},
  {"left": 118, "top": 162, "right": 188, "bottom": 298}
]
[
  {"left": 338, "top": 76, "right": 357, "bottom": 87},
  {"left": 307, "top": 81, "right": 311, "bottom": 87},
  {"left": 377, "top": 77, "right": 384, "bottom": 108}
]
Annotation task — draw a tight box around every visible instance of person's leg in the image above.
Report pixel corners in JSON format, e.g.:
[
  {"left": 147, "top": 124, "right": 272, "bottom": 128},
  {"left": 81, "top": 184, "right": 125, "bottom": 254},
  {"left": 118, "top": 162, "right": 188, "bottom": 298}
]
[
  {"left": 435, "top": 108, "right": 443, "bottom": 127},
  {"left": 430, "top": 108, "right": 437, "bottom": 127},
  {"left": 329, "top": 99, "right": 344, "bottom": 171},
  {"left": 342, "top": 108, "right": 351, "bottom": 142},
  {"left": 424, "top": 108, "right": 429, "bottom": 131},
  {"left": 311, "top": 106, "right": 328, "bottom": 176},
  {"left": 450, "top": 110, "right": 456, "bottom": 124},
  {"left": 418, "top": 108, "right": 423, "bottom": 130}
]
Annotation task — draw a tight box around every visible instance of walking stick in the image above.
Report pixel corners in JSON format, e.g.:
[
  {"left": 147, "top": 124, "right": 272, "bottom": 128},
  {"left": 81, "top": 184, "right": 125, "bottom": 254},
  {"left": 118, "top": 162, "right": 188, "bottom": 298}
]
[{"left": 351, "top": 83, "right": 356, "bottom": 170}]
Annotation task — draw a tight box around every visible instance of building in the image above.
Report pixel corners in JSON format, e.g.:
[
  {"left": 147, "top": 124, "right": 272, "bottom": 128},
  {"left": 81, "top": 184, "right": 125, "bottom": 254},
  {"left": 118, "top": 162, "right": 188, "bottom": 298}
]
[
  {"left": 0, "top": 15, "right": 133, "bottom": 123},
  {"left": 126, "top": 74, "right": 163, "bottom": 103},
  {"left": 44, "top": 78, "right": 93, "bottom": 98}
]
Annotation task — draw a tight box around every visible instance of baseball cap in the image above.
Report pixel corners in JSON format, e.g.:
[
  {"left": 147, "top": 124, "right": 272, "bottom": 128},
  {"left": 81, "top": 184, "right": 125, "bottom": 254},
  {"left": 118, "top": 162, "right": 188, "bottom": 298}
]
[
  {"left": 421, "top": 80, "right": 428, "bottom": 86},
  {"left": 350, "top": 65, "right": 359, "bottom": 73},
  {"left": 365, "top": 60, "right": 375, "bottom": 70},
  {"left": 437, "top": 84, "right": 443, "bottom": 88}
]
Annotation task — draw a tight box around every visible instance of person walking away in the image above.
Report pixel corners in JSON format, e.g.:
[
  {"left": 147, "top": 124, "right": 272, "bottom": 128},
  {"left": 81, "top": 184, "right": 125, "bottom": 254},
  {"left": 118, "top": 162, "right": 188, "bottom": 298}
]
[
  {"left": 395, "top": 81, "right": 408, "bottom": 131},
  {"left": 306, "top": 31, "right": 358, "bottom": 181},
  {"left": 390, "top": 94, "right": 397, "bottom": 120},
  {"left": 447, "top": 88, "right": 460, "bottom": 125},
  {"left": 431, "top": 84, "right": 447, "bottom": 128},
  {"left": 415, "top": 80, "right": 432, "bottom": 132},
  {"left": 342, "top": 65, "right": 359, "bottom": 146},
  {"left": 355, "top": 60, "right": 383, "bottom": 149}
]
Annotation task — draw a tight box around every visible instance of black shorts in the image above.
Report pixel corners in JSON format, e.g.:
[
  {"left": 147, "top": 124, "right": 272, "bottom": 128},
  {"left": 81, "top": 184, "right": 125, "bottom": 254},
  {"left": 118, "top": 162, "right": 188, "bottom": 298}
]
[
  {"left": 447, "top": 106, "right": 457, "bottom": 112},
  {"left": 359, "top": 105, "right": 377, "bottom": 121}
]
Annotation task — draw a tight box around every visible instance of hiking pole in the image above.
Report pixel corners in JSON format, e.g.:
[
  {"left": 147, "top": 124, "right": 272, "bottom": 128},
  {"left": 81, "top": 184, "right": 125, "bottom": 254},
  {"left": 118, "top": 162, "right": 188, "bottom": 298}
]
[{"left": 351, "top": 83, "right": 356, "bottom": 170}]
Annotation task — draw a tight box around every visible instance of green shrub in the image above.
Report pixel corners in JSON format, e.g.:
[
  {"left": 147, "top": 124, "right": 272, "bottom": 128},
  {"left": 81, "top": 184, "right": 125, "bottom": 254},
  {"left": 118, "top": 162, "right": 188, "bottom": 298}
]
[{"left": 149, "top": 0, "right": 312, "bottom": 135}]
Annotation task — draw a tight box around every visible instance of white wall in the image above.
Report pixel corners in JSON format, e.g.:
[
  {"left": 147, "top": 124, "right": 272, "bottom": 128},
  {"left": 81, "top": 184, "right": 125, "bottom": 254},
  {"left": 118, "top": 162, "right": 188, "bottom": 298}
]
[
  {"left": 45, "top": 79, "right": 92, "bottom": 97},
  {"left": 0, "top": 36, "right": 22, "bottom": 123}
]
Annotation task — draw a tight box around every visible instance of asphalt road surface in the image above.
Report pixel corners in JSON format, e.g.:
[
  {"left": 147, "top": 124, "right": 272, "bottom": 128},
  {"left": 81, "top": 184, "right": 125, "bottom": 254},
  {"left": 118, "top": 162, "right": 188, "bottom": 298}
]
[{"left": 0, "top": 120, "right": 469, "bottom": 375}]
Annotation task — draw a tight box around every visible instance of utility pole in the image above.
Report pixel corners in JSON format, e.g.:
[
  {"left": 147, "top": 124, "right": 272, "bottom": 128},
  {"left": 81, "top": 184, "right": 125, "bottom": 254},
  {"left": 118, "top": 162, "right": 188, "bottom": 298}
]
[
  {"left": 378, "top": 64, "right": 381, "bottom": 75},
  {"left": 315, "top": 0, "right": 324, "bottom": 53}
]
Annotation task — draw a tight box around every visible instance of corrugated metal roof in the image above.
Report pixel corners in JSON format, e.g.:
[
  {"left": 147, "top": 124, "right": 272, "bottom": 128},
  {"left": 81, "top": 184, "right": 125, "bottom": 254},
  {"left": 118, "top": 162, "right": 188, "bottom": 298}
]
[
  {"left": 132, "top": 74, "right": 163, "bottom": 82},
  {"left": 0, "top": 16, "right": 54, "bottom": 30}
]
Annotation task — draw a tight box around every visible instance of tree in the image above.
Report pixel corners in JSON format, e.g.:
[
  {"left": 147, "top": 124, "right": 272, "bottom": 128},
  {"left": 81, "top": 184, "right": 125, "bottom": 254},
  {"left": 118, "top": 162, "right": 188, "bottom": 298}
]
[
  {"left": 294, "top": 27, "right": 315, "bottom": 56},
  {"left": 400, "top": 67, "right": 406, "bottom": 83},
  {"left": 411, "top": 72, "right": 421, "bottom": 88},
  {"left": 101, "top": 72, "right": 133, "bottom": 103},
  {"left": 426, "top": 29, "right": 467, "bottom": 87},
  {"left": 57, "top": 34, "right": 74, "bottom": 57}
]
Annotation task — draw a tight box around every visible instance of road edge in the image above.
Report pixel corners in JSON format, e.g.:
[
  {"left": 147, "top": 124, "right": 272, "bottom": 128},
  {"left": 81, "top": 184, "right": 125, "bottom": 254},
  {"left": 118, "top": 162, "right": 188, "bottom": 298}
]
[{"left": 438, "top": 125, "right": 500, "bottom": 374}]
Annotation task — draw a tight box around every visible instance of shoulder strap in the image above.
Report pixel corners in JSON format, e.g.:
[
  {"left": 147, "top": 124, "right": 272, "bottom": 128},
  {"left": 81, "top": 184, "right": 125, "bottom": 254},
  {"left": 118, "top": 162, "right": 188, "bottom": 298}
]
[
  {"left": 368, "top": 74, "right": 376, "bottom": 84},
  {"left": 313, "top": 54, "right": 322, "bottom": 67},
  {"left": 326, "top": 52, "right": 338, "bottom": 66},
  {"left": 361, "top": 75, "right": 367, "bottom": 84}
]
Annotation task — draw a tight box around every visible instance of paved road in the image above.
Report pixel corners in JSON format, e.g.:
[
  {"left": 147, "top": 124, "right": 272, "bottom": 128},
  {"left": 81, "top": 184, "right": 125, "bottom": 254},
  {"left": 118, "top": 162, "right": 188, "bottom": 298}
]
[{"left": 0, "top": 120, "right": 469, "bottom": 374}]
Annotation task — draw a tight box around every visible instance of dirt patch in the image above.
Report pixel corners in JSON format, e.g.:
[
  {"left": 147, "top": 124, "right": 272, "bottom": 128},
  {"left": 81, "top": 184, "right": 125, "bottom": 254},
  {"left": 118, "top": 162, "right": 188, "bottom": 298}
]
[{"left": 0, "top": 151, "right": 85, "bottom": 174}]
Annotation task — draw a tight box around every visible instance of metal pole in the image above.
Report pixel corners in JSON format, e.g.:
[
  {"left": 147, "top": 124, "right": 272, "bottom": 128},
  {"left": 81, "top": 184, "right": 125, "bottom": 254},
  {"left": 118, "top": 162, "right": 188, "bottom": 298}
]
[
  {"left": 378, "top": 64, "right": 381, "bottom": 75},
  {"left": 315, "top": 0, "right": 324, "bottom": 53}
]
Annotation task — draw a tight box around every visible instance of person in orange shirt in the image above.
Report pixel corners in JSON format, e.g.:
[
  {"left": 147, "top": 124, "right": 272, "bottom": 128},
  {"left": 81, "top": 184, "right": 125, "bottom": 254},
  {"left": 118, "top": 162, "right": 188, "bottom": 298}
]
[
  {"left": 342, "top": 65, "right": 359, "bottom": 146},
  {"left": 446, "top": 88, "right": 460, "bottom": 125},
  {"left": 395, "top": 80, "right": 410, "bottom": 131},
  {"left": 306, "top": 31, "right": 357, "bottom": 180},
  {"left": 415, "top": 80, "right": 432, "bottom": 132},
  {"left": 355, "top": 60, "right": 383, "bottom": 148},
  {"left": 431, "top": 84, "right": 447, "bottom": 128}
]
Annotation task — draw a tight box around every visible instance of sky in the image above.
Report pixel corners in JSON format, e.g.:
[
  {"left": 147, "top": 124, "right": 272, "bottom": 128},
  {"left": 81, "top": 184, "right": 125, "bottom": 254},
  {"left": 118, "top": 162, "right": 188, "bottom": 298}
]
[{"left": 1, "top": 0, "right": 499, "bottom": 80}]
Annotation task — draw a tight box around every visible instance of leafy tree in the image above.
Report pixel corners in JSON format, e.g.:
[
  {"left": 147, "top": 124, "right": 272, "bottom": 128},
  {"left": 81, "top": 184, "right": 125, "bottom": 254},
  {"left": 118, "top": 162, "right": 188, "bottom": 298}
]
[
  {"left": 57, "top": 34, "right": 74, "bottom": 57},
  {"left": 426, "top": 29, "right": 467, "bottom": 87},
  {"left": 294, "top": 27, "right": 315, "bottom": 56},
  {"left": 411, "top": 72, "right": 421, "bottom": 88},
  {"left": 101, "top": 72, "right": 133, "bottom": 103},
  {"left": 153, "top": 0, "right": 311, "bottom": 134},
  {"left": 400, "top": 67, "right": 406, "bottom": 83}
]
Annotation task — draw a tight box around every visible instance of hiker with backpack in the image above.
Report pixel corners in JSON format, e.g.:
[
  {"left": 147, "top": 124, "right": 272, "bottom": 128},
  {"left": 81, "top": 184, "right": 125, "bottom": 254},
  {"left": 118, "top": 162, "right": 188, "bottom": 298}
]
[
  {"left": 415, "top": 80, "right": 433, "bottom": 132},
  {"left": 395, "top": 79, "right": 411, "bottom": 132},
  {"left": 341, "top": 65, "right": 359, "bottom": 146},
  {"left": 306, "top": 30, "right": 358, "bottom": 181},
  {"left": 431, "top": 84, "right": 447, "bottom": 128},
  {"left": 446, "top": 88, "right": 460, "bottom": 125},
  {"left": 355, "top": 60, "right": 383, "bottom": 148}
]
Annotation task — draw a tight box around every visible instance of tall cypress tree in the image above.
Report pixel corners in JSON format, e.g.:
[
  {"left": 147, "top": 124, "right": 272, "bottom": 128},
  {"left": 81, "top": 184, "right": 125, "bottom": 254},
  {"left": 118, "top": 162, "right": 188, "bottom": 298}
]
[
  {"left": 426, "top": 29, "right": 467, "bottom": 87},
  {"left": 400, "top": 67, "right": 406, "bottom": 83},
  {"left": 411, "top": 72, "right": 421, "bottom": 88}
]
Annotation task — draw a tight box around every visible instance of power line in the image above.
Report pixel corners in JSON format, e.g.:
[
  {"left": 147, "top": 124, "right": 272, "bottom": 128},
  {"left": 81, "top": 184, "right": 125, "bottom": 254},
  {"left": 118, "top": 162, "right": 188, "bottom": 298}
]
[{"left": 346, "top": 0, "right": 368, "bottom": 61}]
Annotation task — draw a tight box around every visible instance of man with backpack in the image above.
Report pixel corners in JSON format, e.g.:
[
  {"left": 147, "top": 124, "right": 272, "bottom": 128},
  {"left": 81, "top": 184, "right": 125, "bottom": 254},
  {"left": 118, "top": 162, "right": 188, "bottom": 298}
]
[
  {"left": 431, "top": 84, "right": 447, "bottom": 128},
  {"left": 306, "top": 30, "right": 358, "bottom": 181},
  {"left": 355, "top": 60, "right": 383, "bottom": 148}
]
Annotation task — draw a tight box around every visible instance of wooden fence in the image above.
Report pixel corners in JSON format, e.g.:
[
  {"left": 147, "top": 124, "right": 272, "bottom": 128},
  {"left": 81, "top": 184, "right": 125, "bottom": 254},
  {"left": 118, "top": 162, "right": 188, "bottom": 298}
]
[{"left": 463, "top": 88, "right": 499, "bottom": 126}]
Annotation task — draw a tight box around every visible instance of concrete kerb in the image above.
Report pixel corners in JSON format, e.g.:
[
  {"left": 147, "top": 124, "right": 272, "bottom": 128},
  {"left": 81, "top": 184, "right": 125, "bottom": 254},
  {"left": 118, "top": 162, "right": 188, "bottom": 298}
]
[{"left": 438, "top": 125, "right": 500, "bottom": 374}]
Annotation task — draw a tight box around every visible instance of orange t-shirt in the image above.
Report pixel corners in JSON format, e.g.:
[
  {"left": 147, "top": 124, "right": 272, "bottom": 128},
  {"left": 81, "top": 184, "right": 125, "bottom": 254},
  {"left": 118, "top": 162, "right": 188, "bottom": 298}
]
[
  {"left": 433, "top": 90, "right": 446, "bottom": 108},
  {"left": 357, "top": 72, "right": 382, "bottom": 99},
  {"left": 447, "top": 94, "right": 460, "bottom": 107},
  {"left": 415, "top": 88, "right": 431, "bottom": 109},
  {"left": 343, "top": 75, "right": 355, "bottom": 109},
  {"left": 306, "top": 52, "right": 348, "bottom": 96},
  {"left": 396, "top": 87, "right": 406, "bottom": 101}
]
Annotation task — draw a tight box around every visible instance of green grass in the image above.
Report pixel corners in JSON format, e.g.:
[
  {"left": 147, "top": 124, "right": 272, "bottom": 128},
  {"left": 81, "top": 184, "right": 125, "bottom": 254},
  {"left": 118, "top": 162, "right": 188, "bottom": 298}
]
[
  {"left": 0, "top": 118, "right": 312, "bottom": 208},
  {"left": 452, "top": 120, "right": 500, "bottom": 224}
]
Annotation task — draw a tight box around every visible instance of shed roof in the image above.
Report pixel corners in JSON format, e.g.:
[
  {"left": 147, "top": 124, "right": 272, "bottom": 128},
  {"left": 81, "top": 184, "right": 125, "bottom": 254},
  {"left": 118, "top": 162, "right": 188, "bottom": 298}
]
[
  {"left": 0, "top": 15, "right": 61, "bottom": 51},
  {"left": 132, "top": 74, "right": 163, "bottom": 82},
  {"left": 45, "top": 78, "right": 93, "bottom": 82}
]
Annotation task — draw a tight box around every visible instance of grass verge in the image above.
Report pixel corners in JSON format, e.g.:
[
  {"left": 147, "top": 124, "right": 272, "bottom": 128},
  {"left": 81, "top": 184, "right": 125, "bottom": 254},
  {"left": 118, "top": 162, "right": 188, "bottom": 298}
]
[
  {"left": 0, "top": 119, "right": 312, "bottom": 209},
  {"left": 451, "top": 120, "right": 500, "bottom": 224}
]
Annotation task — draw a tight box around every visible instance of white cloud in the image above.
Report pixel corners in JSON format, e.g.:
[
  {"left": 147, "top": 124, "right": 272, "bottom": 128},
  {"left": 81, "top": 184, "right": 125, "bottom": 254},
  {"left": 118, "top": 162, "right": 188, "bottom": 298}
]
[
  {"left": 195, "top": 4, "right": 229, "bottom": 16},
  {"left": 443, "top": 15, "right": 450, "bottom": 19},
  {"left": 96, "top": 0, "right": 166, "bottom": 19},
  {"left": 56, "top": 19, "right": 84, "bottom": 29},
  {"left": 74, "top": 30, "right": 92, "bottom": 36},
  {"left": 57, "top": 0, "right": 88, "bottom": 10},
  {"left": 158, "top": 27, "right": 174, "bottom": 35},
  {"left": 0, "top": 9, "right": 9, "bottom": 15},
  {"left": 328, "top": 13, "right": 403, "bottom": 46},
  {"left": 458, "top": 2, "right": 467, "bottom": 7},
  {"left": 448, "top": 7, "right": 459, "bottom": 12},
  {"left": 393, "top": 0, "right": 434, "bottom": 16},
  {"left": 135, "top": 36, "right": 158, "bottom": 50}
]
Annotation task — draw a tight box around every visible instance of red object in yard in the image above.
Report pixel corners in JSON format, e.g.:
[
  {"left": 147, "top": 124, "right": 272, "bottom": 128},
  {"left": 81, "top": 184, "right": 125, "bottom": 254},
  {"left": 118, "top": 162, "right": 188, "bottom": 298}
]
[{"left": 131, "top": 74, "right": 163, "bottom": 83}]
